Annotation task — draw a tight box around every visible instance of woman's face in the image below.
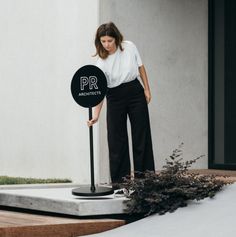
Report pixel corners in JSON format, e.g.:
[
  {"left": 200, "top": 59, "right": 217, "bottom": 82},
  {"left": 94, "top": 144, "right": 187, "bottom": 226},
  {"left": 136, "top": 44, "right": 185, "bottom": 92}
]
[{"left": 100, "top": 36, "right": 117, "bottom": 54}]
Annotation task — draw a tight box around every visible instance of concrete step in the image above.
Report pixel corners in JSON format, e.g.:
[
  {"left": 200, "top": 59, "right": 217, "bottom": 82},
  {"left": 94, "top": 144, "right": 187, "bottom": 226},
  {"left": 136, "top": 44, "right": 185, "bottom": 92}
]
[
  {"left": 0, "top": 185, "right": 127, "bottom": 216},
  {"left": 0, "top": 210, "right": 125, "bottom": 237}
]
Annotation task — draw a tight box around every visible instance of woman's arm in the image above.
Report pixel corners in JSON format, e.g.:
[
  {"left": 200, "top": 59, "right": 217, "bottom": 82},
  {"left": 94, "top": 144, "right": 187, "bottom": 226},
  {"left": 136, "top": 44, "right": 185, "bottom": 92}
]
[
  {"left": 87, "top": 100, "right": 104, "bottom": 126},
  {"left": 139, "top": 65, "right": 152, "bottom": 104}
]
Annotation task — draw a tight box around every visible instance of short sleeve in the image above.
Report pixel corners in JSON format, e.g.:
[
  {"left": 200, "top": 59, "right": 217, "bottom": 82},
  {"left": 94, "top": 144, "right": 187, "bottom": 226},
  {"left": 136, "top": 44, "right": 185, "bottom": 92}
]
[
  {"left": 132, "top": 42, "right": 143, "bottom": 67},
  {"left": 95, "top": 57, "right": 102, "bottom": 69}
]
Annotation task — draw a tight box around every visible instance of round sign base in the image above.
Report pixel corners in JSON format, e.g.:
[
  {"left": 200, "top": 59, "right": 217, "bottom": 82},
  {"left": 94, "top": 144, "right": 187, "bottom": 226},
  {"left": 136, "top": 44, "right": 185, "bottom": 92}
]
[{"left": 72, "top": 186, "right": 114, "bottom": 196}]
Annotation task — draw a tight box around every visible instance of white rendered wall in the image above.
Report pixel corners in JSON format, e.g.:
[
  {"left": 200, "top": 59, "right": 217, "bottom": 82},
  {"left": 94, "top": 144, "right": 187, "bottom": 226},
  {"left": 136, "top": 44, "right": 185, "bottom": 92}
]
[
  {"left": 98, "top": 0, "right": 208, "bottom": 183},
  {"left": 0, "top": 0, "right": 99, "bottom": 183}
]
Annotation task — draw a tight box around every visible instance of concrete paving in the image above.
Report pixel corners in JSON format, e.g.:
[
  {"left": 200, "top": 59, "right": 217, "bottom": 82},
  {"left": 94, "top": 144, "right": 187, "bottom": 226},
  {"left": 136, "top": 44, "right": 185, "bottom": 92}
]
[
  {"left": 0, "top": 185, "right": 127, "bottom": 216},
  {"left": 83, "top": 183, "right": 236, "bottom": 237}
]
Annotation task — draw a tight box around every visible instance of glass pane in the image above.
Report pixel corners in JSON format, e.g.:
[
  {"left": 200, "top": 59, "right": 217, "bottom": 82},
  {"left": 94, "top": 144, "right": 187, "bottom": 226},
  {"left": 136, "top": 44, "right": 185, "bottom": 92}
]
[{"left": 213, "top": 0, "right": 225, "bottom": 164}]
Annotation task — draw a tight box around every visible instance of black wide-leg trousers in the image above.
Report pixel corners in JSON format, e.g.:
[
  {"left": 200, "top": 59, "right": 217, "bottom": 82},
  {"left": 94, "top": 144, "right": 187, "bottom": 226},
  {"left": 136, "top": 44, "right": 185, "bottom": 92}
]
[{"left": 106, "top": 79, "right": 155, "bottom": 184}]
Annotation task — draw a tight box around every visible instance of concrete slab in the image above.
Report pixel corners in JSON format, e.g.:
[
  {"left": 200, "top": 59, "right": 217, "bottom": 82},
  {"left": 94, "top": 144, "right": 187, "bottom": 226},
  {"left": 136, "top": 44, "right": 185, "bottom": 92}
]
[
  {"left": 83, "top": 183, "right": 236, "bottom": 237},
  {"left": 0, "top": 185, "right": 127, "bottom": 216},
  {"left": 0, "top": 183, "right": 78, "bottom": 190}
]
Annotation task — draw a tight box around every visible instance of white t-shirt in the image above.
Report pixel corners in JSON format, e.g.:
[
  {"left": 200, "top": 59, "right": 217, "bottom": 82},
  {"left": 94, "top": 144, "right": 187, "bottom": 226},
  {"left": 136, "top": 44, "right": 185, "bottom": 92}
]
[{"left": 96, "top": 41, "right": 143, "bottom": 88}]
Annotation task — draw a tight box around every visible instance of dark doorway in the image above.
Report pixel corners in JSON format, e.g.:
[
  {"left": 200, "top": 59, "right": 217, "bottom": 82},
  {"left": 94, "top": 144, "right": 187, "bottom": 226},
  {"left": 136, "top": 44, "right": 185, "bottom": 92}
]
[{"left": 209, "top": 0, "right": 236, "bottom": 169}]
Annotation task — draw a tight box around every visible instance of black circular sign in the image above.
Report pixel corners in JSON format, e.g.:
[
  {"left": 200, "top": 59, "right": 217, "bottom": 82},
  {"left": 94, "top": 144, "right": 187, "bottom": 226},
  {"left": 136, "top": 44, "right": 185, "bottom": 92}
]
[{"left": 71, "top": 65, "right": 107, "bottom": 108}]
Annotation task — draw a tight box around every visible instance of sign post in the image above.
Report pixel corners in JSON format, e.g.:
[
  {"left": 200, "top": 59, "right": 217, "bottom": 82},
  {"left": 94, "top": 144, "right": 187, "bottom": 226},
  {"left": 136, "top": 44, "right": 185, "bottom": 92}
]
[{"left": 71, "top": 65, "right": 113, "bottom": 196}]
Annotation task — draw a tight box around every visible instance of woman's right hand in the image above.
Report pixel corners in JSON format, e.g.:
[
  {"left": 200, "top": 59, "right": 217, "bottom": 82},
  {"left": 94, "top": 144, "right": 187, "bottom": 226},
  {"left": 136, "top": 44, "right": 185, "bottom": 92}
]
[
  {"left": 87, "top": 117, "right": 99, "bottom": 127},
  {"left": 87, "top": 100, "right": 104, "bottom": 127}
]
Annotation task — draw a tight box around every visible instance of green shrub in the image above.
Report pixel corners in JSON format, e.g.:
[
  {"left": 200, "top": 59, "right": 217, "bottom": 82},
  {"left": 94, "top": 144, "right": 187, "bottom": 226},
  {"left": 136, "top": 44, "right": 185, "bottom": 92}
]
[
  {"left": 121, "top": 143, "right": 232, "bottom": 216},
  {"left": 0, "top": 176, "right": 72, "bottom": 185}
]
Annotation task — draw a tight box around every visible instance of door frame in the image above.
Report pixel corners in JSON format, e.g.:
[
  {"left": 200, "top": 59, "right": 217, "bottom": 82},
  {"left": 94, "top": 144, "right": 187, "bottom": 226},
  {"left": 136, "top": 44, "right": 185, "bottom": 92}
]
[{"left": 208, "top": 0, "right": 236, "bottom": 170}]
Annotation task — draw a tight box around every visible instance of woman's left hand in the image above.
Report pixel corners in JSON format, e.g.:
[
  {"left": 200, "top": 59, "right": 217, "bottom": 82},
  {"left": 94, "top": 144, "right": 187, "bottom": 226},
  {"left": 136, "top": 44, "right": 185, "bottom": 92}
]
[{"left": 144, "top": 89, "right": 151, "bottom": 104}]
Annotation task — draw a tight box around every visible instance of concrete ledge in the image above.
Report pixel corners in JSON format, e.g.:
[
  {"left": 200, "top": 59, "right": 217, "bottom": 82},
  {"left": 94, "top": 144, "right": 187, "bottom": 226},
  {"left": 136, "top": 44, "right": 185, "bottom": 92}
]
[
  {"left": 0, "top": 186, "right": 127, "bottom": 216},
  {"left": 0, "top": 183, "right": 79, "bottom": 190}
]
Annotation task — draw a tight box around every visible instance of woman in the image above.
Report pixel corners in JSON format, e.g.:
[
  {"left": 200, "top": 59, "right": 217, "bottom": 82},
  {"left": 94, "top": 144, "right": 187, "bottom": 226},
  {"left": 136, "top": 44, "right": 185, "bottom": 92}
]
[{"left": 88, "top": 22, "right": 155, "bottom": 185}]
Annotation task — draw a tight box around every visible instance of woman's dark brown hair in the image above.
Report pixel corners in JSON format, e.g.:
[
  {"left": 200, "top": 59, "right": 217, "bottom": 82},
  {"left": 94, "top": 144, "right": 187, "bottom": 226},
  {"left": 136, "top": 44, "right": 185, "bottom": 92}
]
[{"left": 94, "top": 22, "right": 124, "bottom": 59}]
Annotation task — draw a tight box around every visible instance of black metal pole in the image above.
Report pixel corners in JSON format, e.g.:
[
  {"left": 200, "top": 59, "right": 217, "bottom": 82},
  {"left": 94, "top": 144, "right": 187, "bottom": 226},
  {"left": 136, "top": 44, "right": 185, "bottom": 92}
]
[
  {"left": 89, "top": 107, "right": 96, "bottom": 192},
  {"left": 71, "top": 106, "right": 113, "bottom": 196}
]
